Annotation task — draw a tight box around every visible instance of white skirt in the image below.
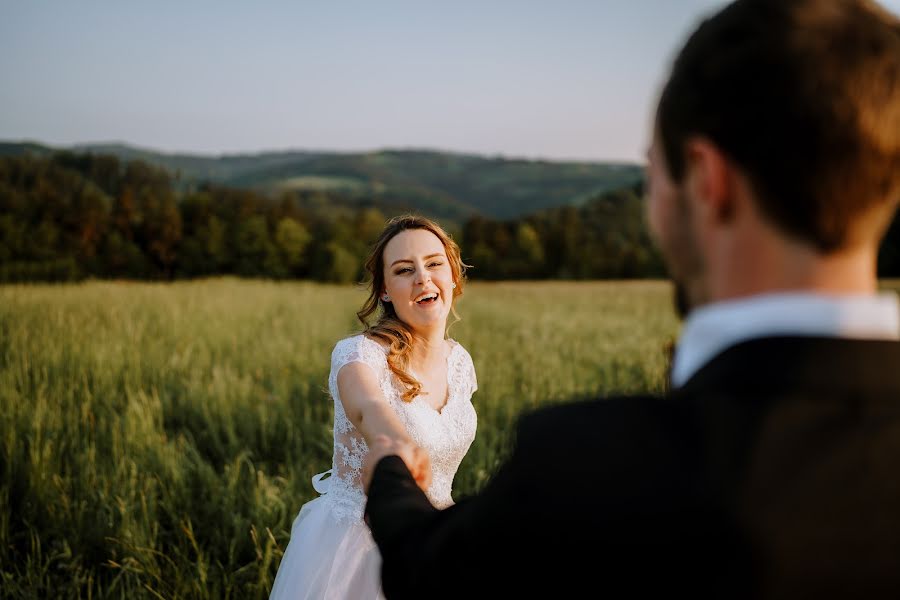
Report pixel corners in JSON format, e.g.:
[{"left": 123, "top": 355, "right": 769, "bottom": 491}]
[{"left": 269, "top": 496, "right": 385, "bottom": 599}]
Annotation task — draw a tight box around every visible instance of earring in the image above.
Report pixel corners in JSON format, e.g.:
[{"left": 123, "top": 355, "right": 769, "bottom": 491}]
[
  {"left": 451, "top": 282, "right": 457, "bottom": 289},
  {"left": 381, "top": 294, "right": 390, "bottom": 302}
]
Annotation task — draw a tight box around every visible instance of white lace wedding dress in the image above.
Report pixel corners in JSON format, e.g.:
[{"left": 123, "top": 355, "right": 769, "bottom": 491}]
[{"left": 269, "top": 334, "right": 478, "bottom": 599}]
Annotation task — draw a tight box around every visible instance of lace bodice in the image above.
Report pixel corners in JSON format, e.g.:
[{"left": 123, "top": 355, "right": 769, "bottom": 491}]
[{"left": 314, "top": 334, "right": 478, "bottom": 523}]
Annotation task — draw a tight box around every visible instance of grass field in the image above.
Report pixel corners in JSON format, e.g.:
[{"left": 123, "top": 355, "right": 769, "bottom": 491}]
[{"left": 0, "top": 278, "right": 681, "bottom": 598}]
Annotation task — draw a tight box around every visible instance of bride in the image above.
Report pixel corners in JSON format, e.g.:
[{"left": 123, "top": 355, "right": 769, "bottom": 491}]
[{"left": 269, "top": 215, "right": 478, "bottom": 599}]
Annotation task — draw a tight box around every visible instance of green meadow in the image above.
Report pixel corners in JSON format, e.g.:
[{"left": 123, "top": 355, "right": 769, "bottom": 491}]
[{"left": 1, "top": 279, "right": 681, "bottom": 598}]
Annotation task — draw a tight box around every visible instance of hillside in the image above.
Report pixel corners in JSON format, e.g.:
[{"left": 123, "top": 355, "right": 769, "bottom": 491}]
[{"left": 0, "top": 141, "right": 644, "bottom": 221}]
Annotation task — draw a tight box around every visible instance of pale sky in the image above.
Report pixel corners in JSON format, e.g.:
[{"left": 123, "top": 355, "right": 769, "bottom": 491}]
[{"left": 2, "top": 0, "right": 899, "bottom": 162}]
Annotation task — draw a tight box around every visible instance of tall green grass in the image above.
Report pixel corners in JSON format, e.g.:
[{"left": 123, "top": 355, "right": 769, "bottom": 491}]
[{"left": 1, "top": 278, "right": 679, "bottom": 598}]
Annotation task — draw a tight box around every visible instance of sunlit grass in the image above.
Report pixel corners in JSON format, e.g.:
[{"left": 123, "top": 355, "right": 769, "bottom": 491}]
[{"left": 0, "top": 278, "right": 679, "bottom": 598}]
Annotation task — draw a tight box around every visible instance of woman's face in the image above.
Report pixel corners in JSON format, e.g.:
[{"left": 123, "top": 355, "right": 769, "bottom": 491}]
[{"left": 382, "top": 228, "right": 455, "bottom": 336}]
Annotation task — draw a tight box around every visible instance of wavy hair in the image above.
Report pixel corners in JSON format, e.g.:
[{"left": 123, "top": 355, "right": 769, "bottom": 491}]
[{"left": 357, "top": 215, "right": 468, "bottom": 402}]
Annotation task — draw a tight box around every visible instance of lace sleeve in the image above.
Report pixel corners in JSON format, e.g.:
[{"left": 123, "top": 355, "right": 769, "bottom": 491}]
[
  {"left": 462, "top": 346, "right": 478, "bottom": 398},
  {"left": 328, "top": 335, "right": 387, "bottom": 434}
]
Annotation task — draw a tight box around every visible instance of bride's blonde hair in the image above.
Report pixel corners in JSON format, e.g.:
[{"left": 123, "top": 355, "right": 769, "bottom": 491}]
[{"left": 356, "top": 215, "right": 468, "bottom": 402}]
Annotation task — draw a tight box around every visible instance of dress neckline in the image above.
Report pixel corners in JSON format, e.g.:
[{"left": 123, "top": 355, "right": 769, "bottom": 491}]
[
  {"left": 410, "top": 339, "right": 458, "bottom": 416},
  {"left": 361, "top": 334, "right": 458, "bottom": 416}
]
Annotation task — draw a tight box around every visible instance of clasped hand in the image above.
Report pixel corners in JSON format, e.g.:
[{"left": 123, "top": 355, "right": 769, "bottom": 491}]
[{"left": 362, "top": 435, "right": 432, "bottom": 494}]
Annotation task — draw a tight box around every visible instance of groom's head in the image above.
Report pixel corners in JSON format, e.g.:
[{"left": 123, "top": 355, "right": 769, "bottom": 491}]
[{"left": 646, "top": 0, "right": 900, "bottom": 316}]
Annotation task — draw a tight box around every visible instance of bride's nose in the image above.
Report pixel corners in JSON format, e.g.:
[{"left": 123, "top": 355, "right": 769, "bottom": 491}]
[{"left": 415, "top": 267, "right": 430, "bottom": 286}]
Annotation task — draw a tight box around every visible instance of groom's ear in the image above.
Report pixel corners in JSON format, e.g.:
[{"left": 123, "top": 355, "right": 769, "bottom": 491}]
[{"left": 683, "top": 137, "right": 737, "bottom": 225}]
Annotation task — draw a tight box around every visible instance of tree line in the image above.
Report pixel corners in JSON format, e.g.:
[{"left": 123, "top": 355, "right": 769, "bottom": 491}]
[
  {"left": 2, "top": 152, "right": 899, "bottom": 283},
  {"left": 0, "top": 152, "right": 378, "bottom": 283}
]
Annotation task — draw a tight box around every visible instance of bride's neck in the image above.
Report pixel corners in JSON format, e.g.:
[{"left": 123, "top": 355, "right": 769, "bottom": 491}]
[{"left": 409, "top": 331, "right": 447, "bottom": 372}]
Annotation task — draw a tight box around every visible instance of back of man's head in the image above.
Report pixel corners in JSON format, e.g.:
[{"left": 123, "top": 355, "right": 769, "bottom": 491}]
[{"left": 657, "top": 0, "right": 900, "bottom": 252}]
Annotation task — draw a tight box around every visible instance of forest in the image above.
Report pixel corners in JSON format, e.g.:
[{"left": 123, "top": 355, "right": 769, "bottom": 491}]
[{"left": 1, "top": 150, "right": 898, "bottom": 283}]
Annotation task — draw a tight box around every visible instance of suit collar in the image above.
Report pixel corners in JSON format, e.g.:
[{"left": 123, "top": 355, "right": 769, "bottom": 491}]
[
  {"left": 672, "top": 292, "right": 900, "bottom": 388},
  {"left": 674, "top": 336, "right": 900, "bottom": 398}
]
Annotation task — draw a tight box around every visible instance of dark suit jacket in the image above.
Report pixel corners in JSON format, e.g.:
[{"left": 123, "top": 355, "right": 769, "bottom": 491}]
[{"left": 365, "top": 337, "right": 900, "bottom": 599}]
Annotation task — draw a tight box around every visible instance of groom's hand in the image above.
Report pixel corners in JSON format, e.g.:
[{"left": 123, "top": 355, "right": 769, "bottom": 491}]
[{"left": 363, "top": 435, "right": 432, "bottom": 494}]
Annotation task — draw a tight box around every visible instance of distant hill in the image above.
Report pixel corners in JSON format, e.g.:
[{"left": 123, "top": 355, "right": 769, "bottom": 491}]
[
  {"left": 0, "top": 141, "right": 644, "bottom": 221},
  {"left": 0, "top": 141, "right": 56, "bottom": 158}
]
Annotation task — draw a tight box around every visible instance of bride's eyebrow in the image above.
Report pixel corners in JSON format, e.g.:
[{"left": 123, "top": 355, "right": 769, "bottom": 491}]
[{"left": 389, "top": 253, "right": 445, "bottom": 267}]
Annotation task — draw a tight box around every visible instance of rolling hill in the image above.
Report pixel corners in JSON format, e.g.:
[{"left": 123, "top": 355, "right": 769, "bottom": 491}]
[{"left": 0, "top": 141, "right": 644, "bottom": 221}]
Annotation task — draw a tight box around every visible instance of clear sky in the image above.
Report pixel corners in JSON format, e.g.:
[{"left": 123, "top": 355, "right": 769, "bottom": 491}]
[{"left": 2, "top": 0, "right": 899, "bottom": 163}]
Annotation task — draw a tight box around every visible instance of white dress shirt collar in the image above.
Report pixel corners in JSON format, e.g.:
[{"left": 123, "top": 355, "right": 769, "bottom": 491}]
[{"left": 671, "top": 292, "right": 900, "bottom": 388}]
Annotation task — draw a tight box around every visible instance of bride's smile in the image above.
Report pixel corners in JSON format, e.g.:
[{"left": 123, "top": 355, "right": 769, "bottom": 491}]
[{"left": 382, "top": 228, "right": 456, "bottom": 335}]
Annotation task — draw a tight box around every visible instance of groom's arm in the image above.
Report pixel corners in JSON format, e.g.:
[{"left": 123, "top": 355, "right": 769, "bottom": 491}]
[
  {"left": 363, "top": 456, "right": 438, "bottom": 541},
  {"left": 364, "top": 395, "right": 723, "bottom": 599},
  {"left": 365, "top": 428, "right": 533, "bottom": 598}
]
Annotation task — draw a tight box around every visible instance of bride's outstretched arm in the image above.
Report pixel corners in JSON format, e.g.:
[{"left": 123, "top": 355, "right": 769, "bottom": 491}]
[{"left": 337, "top": 362, "right": 432, "bottom": 491}]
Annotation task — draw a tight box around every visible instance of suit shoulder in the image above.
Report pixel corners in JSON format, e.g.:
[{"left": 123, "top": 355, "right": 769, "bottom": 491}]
[
  {"left": 514, "top": 395, "right": 695, "bottom": 461},
  {"left": 516, "top": 395, "right": 661, "bottom": 435}
]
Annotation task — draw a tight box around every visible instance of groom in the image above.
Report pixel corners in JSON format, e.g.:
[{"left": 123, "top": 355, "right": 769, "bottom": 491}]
[{"left": 363, "top": 0, "right": 900, "bottom": 597}]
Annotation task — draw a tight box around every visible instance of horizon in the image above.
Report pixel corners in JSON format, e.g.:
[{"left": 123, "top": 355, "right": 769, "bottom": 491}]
[
  {"left": 1, "top": 137, "right": 646, "bottom": 166},
  {"left": 4, "top": 0, "right": 900, "bottom": 163}
]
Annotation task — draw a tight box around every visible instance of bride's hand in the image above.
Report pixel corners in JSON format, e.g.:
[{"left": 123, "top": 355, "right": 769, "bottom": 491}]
[{"left": 363, "top": 435, "right": 432, "bottom": 494}]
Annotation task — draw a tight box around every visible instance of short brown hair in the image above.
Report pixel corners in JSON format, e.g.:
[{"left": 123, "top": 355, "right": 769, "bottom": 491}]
[{"left": 657, "top": 0, "right": 900, "bottom": 251}]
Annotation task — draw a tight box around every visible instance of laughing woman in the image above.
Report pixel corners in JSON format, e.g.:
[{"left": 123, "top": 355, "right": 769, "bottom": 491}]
[{"left": 269, "top": 215, "right": 478, "bottom": 599}]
